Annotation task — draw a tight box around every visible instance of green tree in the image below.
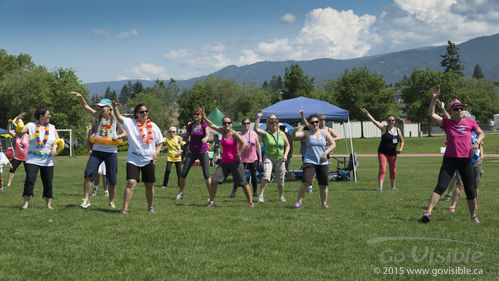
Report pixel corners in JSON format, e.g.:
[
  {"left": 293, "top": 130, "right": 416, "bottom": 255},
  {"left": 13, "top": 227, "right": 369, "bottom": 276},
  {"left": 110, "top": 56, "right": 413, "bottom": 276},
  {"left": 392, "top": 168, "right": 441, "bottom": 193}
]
[
  {"left": 440, "top": 41, "right": 464, "bottom": 75},
  {"left": 144, "top": 79, "right": 180, "bottom": 129},
  {"left": 232, "top": 82, "right": 273, "bottom": 121},
  {"left": 472, "top": 64, "right": 484, "bottom": 79},
  {"left": 335, "top": 67, "right": 395, "bottom": 137},
  {"left": 0, "top": 49, "right": 35, "bottom": 79},
  {"left": 283, "top": 64, "right": 314, "bottom": 99},
  {"left": 104, "top": 86, "right": 117, "bottom": 100},
  {"left": 455, "top": 77, "right": 499, "bottom": 123},
  {"left": 128, "top": 92, "right": 166, "bottom": 132},
  {"left": 177, "top": 89, "right": 215, "bottom": 127}
]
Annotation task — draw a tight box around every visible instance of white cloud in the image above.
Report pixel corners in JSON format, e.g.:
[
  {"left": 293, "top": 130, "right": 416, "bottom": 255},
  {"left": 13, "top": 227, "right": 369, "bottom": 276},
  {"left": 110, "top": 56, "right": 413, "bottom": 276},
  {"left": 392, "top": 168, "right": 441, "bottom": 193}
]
[
  {"left": 92, "top": 29, "right": 113, "bottom": 37},
  {"left": 163, "top": 43, "right": 233, "bottom": 78},
  {"left": 118, "top": 63, "right": 169, "bottom": 80},
  {"left": 116, "top": 29, "right": 139, "bottom": 39},
  {"left": 281, "top": 13, "right": 296, "bottom": 24}
]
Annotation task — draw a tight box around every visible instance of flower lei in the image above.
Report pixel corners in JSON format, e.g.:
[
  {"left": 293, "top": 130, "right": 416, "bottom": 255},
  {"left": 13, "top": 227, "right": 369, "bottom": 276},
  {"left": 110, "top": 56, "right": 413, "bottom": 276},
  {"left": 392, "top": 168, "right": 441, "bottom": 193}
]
[
  {"left": 137, "top": 118, "right": 154, "bottom": 144},
  {"left": 98, "top": 117, "right": 113, "bottom": 137},
  {"left": 35, "top": 122, "right": 50, "bottom": 147}
]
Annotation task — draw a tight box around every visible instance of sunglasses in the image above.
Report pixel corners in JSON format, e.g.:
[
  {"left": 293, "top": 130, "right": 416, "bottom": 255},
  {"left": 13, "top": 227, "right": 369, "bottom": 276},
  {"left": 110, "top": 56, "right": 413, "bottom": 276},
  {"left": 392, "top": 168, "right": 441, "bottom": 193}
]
[
  {"left": 310, "top": 120, "right": 320, "bottom": 124},
  {"left": 222, "top": 122, "right": 232, "bottom": 125},
  {"left": 453, "top": 107, "right": 464, "bottom": 112},
  {"left": 193, "top": 113, "right": 201, "bottom": 116},
  {"left": 242, "top": 122, "right": 250, "bottom": 125},
  {"left": 387, "top": 119, "right": 395, "bottom": 122},
  {"left": 320, "top": 118, "right": 326, "bottom": 121},
  {"left": 139, "top": 110, "right": 148, "bottom": 114},
  {"left": 269, "top": 121, "right": 279, "bottom": 124},
  {"left": 169, "top": 131, "right": 176, "bottom": 133}
]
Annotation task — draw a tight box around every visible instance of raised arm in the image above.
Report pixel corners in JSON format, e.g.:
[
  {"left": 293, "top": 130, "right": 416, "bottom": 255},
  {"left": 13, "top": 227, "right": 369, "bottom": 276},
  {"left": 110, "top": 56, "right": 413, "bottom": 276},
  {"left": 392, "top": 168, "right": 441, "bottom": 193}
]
[
  {"left": 202, "top": 113, "right": 223, "bottom": 134},
  {"left": 111, "top": 100, "right": 125, "bottom": 124},
  {"left": 7, "top": 120, "right": 15, "bottom": 137},
  {"left": 328, "top": 127, "right": 341, "bottom": 142},
  {"left": 292, "top": 126, "right": 306, "bottom": 139},
  {"left": 428, "top": 85, "right": 443, "bottom": 126},
  {"left": 361, "top": 108, "right": 384, "bottom": 131},
  {"left": 253, "top": 109, "right": 267, "bottom": 136},
  {"left": 435, "top": 99, "right": 450, "bottom": 119},
  {"left": 71, "top": 91, "right": 99, "bottom": 118},
  {"left": 300, "top": 110, "right": 311, "bottom": 129}
]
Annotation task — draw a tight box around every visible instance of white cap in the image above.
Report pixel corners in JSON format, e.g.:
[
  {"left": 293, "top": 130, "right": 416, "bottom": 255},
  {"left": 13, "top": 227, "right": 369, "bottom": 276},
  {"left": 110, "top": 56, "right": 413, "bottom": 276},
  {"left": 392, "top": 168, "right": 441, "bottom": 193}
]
[{"left": 168, "top": 126, "right": 177, "bottom": 132}]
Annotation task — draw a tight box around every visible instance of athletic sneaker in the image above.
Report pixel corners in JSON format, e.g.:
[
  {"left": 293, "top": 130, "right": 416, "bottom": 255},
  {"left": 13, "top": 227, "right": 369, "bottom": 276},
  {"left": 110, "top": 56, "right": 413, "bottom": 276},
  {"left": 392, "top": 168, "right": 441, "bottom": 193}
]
[
  {"left": 278, "top": 196, "right": 286, "bottom": 202},
  {"left": 104, "top": 190, "right": 109, "bottom": 197},
  {"left": 377, "top": 188, "right": 384, "bottom": 192},
  {"left": 121, "top": 209, "right": 129, "bottom": 214},
  {"left": 257, "top": 194, "right": 264, "bottom": 203},
  {"left": 91, "top": 186, "right": 98, "bottom": 196},
  {"left": 253, "top": 192, "right": 258, "bottom": 197},
  {"left": 161, "top": 186, "right": 166, "bottom": 189},
  {"left": 230, "top": 191, "right": 236, "bottom": 198},
  {"left": 173, "top": 192, "right": 184, "bottom": 200},
  {"left": 307, "top": 186, "right": 313, "bottom": 193},
  {"left": 206, "top": 201, "right": 215, "bottom": 208},
  {"left": 392, "top": 188, "right": 398, "bottom": 191},
  {"left": 449, "top": 206, "right": 455, "bottom": 213},
  {"left": 0, "top": 188, "right": 3, "bottom": 192},
  {"left": 322, "top": 204, "right": 329, "bottom": 208},
  {"left": 148, "top": 207, "right": 155, "bottom": 213},
  {"left": 80, "top": 199, "right": 91, "bottom": 208},
  {"left": 421, "top": 211, "right": 431, "bottom": 223},
  {"left": 108, "top": 201, "right": 116, "bottom": 209},
  {"left": 294, "top": 202, "right": 302, "bottom": 209},
  {"left": 471, "top": 215, "right": 480, "bottom": 224},
  {"left": 248, "top": 202, "right": 254, "bottom": 208},
  {"left": 444, "top": 194, "right": 451, "bottom": 201}
]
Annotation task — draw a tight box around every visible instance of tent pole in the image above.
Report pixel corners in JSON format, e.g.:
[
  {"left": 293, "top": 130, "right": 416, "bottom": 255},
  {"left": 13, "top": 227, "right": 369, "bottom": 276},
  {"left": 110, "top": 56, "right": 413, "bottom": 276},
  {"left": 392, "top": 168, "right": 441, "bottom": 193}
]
[{"left": 348, "top": 119, "right": 357, "bottom": 183}]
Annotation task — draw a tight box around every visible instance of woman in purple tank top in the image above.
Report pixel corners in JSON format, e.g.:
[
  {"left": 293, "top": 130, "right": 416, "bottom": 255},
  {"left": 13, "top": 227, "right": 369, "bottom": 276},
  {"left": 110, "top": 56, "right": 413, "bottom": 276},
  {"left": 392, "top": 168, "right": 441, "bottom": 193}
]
[{"left": 203, "top": 115, "right": 254, "bottom": 208}]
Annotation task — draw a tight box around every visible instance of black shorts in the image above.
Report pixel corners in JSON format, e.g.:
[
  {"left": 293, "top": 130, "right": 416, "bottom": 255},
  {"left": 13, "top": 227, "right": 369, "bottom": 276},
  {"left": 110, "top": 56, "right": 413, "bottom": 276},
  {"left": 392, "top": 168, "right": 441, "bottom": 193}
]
[
  {"left": 126, "top": 161, "right": 155, "bottom": 183},
  {"left": 302, "top": 163, "right": 329, "bottom": 186},
  {"left": 212, "top": 161, "right": 247, "bottom": 187}
]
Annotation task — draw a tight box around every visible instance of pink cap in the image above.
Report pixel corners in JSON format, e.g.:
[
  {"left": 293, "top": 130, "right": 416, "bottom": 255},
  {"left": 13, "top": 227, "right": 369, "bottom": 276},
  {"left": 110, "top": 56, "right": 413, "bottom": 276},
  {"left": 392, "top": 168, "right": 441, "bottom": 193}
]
[{"left": 448, "top": 99, "right": 466, "bottom": 112}]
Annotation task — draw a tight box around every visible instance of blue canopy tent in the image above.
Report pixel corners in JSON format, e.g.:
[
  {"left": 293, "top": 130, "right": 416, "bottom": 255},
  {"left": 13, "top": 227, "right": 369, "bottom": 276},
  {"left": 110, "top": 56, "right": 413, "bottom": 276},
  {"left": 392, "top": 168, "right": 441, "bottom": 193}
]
[{"left": 259, "top": 96, "right": 357, "bottom": 182}]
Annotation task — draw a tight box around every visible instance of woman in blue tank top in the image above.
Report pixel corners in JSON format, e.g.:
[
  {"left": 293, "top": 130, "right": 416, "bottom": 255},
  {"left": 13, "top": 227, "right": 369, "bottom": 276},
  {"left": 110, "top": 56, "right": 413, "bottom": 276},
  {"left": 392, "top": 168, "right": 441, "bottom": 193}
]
[{"left": 291, "top": 111, "right": 336, "bottom": 208}]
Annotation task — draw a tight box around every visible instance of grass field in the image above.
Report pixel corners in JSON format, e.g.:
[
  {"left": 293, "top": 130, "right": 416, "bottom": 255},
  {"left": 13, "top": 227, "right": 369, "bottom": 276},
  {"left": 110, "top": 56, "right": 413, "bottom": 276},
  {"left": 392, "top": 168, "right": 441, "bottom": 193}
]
[{"left": 1, "top": 135, "right": 498, "bottom": 280}]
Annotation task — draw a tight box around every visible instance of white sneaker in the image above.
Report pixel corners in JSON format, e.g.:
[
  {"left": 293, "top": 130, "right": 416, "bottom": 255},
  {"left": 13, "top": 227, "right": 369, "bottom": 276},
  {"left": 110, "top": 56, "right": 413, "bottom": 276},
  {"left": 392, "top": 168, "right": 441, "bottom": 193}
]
[
  {"left": 104, "top": 190, "right": 109, "bottom": 197},
  {"left": 173, "top": 192, "right": 184, "bottom": 200},
  {"left": 80, "top": 199, "right": 91, "bottom": 208},
  {"left": 108, "top": 201, "right": 116, "bottom": 208},
  {"left": 307, "top": 186, "right": 313, "bottom": 193},
  {"left": 91, "top": 185, "right": 98, "bottom": 196},
  {"left": 161, "top": 186, "right": 166, "bottom": 189},
  {"left": 278, "top": 196, "right": 286, "bottom": 202},
  {"left": 257, "top": 194, "right": 264, "bottom": 203}
]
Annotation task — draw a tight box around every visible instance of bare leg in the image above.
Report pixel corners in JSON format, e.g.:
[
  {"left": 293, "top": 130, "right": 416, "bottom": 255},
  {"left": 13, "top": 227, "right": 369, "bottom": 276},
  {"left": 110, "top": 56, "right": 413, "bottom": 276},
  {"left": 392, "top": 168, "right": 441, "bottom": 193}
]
[
  {"left": 144, "top": 182, "right": 154, "bottom": 209},
  {"left": 241, "top": 184, "right": 252, "bottom": 203},
  {"left": 319, "top": 185, "right": 328, "bottom": 205},
  {"left": 178, "top": 177, "right": 186, "bottom": 194},
  {"left": 390, "top": 178, "right": 396, "bottom": 189},
  {"left": 297, "top": 182, "right": 308, "bottom": 204},
  {"left": 450, "top": 185, "right": 463, "bottom": 209},
  {"left": 108, "top": 185, "right": 116, "bottom": 203},
  {"left": 123, "top": 179, "right": 137, "bottom": 211},
  {"left": 425, "top": 192, "right": 441, "bottom": 213},
  {"left": 22, "top": 196, "right": 30, "bottom": 209},
  {"left": 259, "top": 180, "right": 269, "bottom": 195},
  {"left": 208, "top": 181, "right": 217, "bottom": 201},
  {"left": 7, "top": 172, "right": 15, "bottom": 187},
  {"left": 378, "top": 178, "right": 384, "bottom": 190},
  {"left": 46, "top": 198, "right": 52, "bottom": 209},
  {"left": 277, "top": 185, "right": 284, "bottom": 198},
  {"left": 83, "top": 177, "right": 92, "bottom": 200}
]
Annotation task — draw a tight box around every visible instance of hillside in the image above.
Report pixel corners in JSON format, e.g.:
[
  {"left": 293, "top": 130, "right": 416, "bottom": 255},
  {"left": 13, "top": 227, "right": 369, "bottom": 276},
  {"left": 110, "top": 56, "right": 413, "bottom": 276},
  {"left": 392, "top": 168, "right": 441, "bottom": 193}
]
[{"left": 84, "top": 33, "right": 499, "bottom": 96}]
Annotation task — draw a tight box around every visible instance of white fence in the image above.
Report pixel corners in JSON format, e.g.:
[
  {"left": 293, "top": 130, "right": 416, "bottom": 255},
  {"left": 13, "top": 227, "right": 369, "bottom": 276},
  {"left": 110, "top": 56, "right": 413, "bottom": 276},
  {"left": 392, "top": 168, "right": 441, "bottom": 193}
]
[{"left": 329, "top": 121, "right": 420, "bottom": 138}]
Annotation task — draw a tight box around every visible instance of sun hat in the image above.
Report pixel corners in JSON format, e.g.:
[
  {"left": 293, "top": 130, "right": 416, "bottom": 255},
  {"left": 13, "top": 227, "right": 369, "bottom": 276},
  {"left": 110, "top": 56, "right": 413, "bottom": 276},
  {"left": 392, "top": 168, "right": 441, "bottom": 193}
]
[
  {"left": 97, "top": 99, "right": 112, "bottom": 107},
  {"left": 448, "top": 99, "right": 466, "bottom": 112}
]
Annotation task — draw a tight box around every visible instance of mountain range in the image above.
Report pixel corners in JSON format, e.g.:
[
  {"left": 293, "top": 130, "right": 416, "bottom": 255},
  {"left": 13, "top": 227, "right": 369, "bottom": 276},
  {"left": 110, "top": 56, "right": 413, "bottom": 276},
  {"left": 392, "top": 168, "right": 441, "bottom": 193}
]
[{"left": 84, "top": 33, "right": 499, "bottom": 96}]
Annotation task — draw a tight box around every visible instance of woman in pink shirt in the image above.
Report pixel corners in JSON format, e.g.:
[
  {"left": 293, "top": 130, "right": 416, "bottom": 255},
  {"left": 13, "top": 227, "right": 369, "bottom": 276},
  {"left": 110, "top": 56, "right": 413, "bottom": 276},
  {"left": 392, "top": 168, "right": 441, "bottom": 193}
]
[
  {"left": 230, "top": 117, "right": 262, "bottom": 198},
  {"left": 6, "top": 113, "right": 29, "bottom": 187},
  {"left": 203, "top": 114, "right": 254, "bottom": 208},
  {"left": 422, "top": 85, "right": 484, "bottom": 223}
]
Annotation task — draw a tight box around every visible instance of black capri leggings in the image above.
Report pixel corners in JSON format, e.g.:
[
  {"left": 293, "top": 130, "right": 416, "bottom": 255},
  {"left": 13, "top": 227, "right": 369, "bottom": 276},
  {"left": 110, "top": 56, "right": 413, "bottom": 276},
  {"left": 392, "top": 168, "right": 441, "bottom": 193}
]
[
  {"left": 181, "top": 152, "right": 210, "bottom": 179},
  {"left": 9, "top": 158, "right": 25, "bottom": 173},
  {"left": 433, "top": 156, "right": 475, "bottom": 200},
  {"left": 23, "top": 163, "right": 54, "bottom": 198},
  {"left": 163, "top": 161, "right": 182, "bottom": 187}
]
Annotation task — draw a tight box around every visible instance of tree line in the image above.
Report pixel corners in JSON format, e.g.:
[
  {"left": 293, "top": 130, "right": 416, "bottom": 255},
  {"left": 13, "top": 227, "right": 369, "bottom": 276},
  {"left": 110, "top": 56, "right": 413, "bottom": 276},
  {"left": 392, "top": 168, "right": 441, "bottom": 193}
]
[{"left": 1, "top": 41, "right": 498, "bottom": 144}]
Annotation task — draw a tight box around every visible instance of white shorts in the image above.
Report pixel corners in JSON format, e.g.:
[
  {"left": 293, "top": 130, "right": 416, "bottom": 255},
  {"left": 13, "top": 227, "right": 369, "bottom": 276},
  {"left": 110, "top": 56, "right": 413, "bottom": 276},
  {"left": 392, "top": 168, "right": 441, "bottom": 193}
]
[{"left": 98, "top": 162, "right": 106, "bottom": 175}]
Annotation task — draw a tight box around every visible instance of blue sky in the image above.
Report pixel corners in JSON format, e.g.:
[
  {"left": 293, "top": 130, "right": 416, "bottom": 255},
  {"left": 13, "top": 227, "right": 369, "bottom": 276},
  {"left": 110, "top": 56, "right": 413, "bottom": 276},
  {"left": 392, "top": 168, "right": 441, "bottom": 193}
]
[{"left": 1, "top": 0, "right": 499, "bottom": 83}]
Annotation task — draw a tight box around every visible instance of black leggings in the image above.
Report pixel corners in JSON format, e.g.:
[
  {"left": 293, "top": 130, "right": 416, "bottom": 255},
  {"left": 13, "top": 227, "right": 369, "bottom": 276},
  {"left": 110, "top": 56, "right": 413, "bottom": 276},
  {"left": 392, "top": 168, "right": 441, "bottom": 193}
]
[
  {"left": 233, "top": 161, "right": 258, "bottom": 194},
  {"left": 163, "top": 161, "right": 181, "bottom": 187},
  {"left": 9, "top": 158, "right": 25, "bottom": 173},
  {"left": 23, "top": 163, "right": 54, "bottom": 198},
  {"left": 434, "top": 156, "right": 475, "bottom": 200},
  {"left": 181, "top": 152, "right": 210, "bottom": 179}
]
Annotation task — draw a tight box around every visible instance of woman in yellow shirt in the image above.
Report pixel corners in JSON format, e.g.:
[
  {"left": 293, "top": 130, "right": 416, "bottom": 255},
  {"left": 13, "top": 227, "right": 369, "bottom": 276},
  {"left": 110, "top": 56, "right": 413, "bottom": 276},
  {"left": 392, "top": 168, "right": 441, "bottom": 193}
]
[{"left": 162, "top": 127, "right": 184, "bottom": 188}]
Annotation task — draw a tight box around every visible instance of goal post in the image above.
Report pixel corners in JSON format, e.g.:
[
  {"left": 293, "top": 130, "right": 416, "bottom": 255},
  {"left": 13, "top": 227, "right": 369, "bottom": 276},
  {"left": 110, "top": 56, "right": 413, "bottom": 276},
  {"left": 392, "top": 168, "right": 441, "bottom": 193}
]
[{"left": 57, "top": 129, "right": 73, "bottom": 157}]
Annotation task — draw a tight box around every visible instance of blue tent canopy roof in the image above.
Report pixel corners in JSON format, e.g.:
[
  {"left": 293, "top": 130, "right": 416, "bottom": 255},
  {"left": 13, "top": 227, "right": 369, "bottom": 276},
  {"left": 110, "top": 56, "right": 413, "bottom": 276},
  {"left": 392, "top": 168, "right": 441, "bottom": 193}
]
[{"left": 260, "top": 97, "right": 349, "bottom": 122}]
